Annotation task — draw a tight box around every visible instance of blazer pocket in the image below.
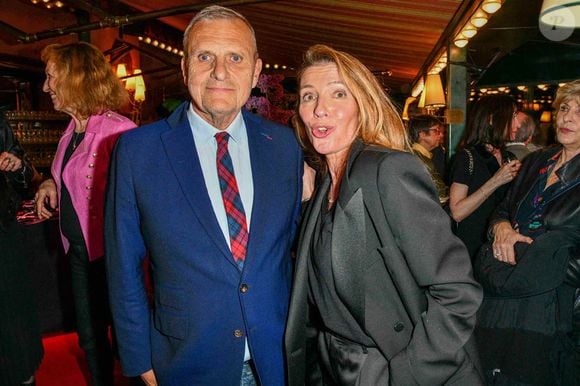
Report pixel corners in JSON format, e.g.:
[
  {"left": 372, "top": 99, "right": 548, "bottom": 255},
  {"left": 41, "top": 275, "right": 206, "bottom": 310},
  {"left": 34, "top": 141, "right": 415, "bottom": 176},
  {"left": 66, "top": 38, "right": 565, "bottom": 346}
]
[{"left": 154, "top": 310, "right": 188, "bottom": 340}]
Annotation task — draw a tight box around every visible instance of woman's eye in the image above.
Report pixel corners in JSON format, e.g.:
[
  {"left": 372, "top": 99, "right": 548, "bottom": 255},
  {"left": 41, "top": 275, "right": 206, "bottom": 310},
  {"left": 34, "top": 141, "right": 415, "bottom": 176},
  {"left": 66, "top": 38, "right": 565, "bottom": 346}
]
[
  {"left": 334, "top": 90, "right": 347, "bottom": 98},
  {"left": 301, "top": 93, "right": 316, "bottom": 102}
]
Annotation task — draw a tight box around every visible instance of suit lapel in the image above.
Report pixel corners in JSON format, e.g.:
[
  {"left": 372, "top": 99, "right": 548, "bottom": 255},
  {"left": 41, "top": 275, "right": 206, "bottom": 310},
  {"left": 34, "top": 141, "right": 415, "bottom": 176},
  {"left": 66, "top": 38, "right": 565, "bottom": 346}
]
[
  {"left": 286, "top": 175, "right": 329, "bottom": 342},
  {"left": 333, "top": 187, "right": 366, "bottom": 326},
  {"left": 243, "top": 112, "right": 290, "bottom": 266},
  {"left": 332, "top": 140, "right": 367, "bottom": 325},
  {"left": 161, "top": 104, "right": 232, "bottom": 263}
]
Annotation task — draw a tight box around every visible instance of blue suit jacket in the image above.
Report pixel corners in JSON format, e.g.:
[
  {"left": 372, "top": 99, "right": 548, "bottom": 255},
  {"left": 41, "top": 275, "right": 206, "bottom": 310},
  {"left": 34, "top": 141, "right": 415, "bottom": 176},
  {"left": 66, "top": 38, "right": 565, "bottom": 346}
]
[{"left": 105, "top": 103, "right": 303, "bottom": 385}]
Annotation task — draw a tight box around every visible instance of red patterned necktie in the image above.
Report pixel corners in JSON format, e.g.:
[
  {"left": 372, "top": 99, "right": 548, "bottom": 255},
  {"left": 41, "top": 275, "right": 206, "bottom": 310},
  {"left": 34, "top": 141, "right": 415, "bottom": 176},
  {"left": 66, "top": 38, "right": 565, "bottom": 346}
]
[{"left": 215, "top": 132, "right": 248, "bottom": 268}]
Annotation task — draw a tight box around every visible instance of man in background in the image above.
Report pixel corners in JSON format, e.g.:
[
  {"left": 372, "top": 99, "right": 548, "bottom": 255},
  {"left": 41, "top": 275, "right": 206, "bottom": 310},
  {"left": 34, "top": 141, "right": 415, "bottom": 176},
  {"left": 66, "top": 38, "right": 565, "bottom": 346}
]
[
  {"left": 507, "top": 111, "right": 537, "bottom": 160},
  {"left": 409, "top": 114, "right": 449, "bottom": 205}
]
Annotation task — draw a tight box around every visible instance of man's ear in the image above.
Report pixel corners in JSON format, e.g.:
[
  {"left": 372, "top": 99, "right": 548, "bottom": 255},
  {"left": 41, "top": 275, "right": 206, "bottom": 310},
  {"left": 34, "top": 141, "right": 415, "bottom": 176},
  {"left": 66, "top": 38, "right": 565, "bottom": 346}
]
[{"left": 181, "top": 58, "right": 188, "bottom": 86}]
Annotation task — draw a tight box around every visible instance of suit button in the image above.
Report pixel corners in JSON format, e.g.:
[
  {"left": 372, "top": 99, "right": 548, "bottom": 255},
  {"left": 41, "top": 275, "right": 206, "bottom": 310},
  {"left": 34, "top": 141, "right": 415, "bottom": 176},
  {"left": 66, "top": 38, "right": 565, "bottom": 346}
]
[
  {"left": 240, "top": 284, "right": 248, "bottom": 293},
  {"left": 394, "top": 322, "right": 405, "bottom": 332},
  {"left": 234, "top": 329, "right": 243, "bottom": 338}
]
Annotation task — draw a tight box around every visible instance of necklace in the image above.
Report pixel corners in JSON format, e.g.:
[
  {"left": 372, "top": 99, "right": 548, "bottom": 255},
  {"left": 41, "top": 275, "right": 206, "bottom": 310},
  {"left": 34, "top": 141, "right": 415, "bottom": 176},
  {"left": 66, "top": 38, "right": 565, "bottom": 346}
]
[
  {"left": 71, "top": 118, "right": 87, "bottom": 150},
  {"left": 71, "top": 131, "right": 84, "bottom": 150}
]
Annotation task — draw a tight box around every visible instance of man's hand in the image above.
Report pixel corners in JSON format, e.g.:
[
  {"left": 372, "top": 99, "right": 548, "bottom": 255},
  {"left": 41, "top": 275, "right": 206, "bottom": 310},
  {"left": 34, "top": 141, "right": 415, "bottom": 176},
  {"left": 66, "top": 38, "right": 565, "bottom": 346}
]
[{"left": 140, "top": 369, "right": 158, "bottom": 386}]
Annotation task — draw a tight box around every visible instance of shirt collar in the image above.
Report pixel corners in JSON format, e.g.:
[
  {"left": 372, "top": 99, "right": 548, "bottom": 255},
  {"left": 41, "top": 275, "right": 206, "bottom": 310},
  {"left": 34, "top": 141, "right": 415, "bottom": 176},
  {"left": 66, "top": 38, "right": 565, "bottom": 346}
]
[
  {"left": 187, "top": 103, "right": 245, "bottom": 145},
  {"left": 412, "top": 142, "right": 432, "bottom": 159}
]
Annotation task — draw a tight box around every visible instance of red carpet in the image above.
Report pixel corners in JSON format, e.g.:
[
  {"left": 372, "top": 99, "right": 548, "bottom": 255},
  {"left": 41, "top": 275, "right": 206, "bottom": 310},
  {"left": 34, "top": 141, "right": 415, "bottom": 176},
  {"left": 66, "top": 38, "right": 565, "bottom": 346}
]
[{"left": 36, "top": 332, "right": 131, "bottom": 386}]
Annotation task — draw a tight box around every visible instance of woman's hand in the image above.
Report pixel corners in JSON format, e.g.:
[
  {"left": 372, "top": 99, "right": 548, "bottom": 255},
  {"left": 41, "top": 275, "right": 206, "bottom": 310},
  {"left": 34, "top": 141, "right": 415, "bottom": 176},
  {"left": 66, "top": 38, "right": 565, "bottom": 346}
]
[
  {"left": 492, "top": 221, "right": 533, "bottom": 265},
  {"left": 490, "top": 159, "right": 521, "bottom": 188},
  {"left": 302, "top": 162, "right": 316, "bottom": 202},
  {"left": 35, "top": 179, "right": 58, "bottom": 219},
  {"left": 140, "top": 369, "right": 158, "bottom": 386},
  {"left": 0, "top": 151, "right": 23, "bottom": 172}
]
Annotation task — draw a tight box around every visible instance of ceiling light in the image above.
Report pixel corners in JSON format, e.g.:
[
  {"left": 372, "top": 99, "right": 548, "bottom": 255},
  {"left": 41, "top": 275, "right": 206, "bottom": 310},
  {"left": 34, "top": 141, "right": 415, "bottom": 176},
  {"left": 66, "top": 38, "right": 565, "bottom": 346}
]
[
  {"left": 481, "top": 0, "right": 502, "bottom": 14},
  {"left": 453, "top": 33, "right": 469, "bottom": 48},
  {"left": 470, "top": 10, "right": 489, "bottom": 28},
  {"left": 462, "top": 23, "right": 478, "bottom": 38}
]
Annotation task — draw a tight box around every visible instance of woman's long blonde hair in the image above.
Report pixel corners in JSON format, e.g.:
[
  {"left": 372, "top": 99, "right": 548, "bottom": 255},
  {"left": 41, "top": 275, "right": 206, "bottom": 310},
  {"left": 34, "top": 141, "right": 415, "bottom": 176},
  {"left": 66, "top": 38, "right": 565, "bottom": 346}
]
[
  {"left": 41, "top": 42, "right": 129, "bottom": 118},
  {"left": 292, "top": 44, "right": 410, "bottom": 174}
]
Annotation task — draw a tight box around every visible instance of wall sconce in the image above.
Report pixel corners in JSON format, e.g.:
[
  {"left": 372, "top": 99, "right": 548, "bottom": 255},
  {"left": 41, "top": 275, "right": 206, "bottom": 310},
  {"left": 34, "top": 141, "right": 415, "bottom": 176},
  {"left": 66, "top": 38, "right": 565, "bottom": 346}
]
[
  {"left": 132, "top": 69, "right": 146, "bottom": 103},
  {"left": 540, "top": 110, "right": 552, "bottom": 123},
  {"left": 116, "top": 64, "right": 146, "bottom": 124},
  {"left": 424, "top": 73, "right": 446, "bottom": 107},
  {"left": 402, "top": 96, "right": 416, "bottom": 121},
  {"left": 116, "top": 63, "right": 128, "bottom": 78},
  {"left": 418, "top": 85, "right": 426, "bottom": 108}
]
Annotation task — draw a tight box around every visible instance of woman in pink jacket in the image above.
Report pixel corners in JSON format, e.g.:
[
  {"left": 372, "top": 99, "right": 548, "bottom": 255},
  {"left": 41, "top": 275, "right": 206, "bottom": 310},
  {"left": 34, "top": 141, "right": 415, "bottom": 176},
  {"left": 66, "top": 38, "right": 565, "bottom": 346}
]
[{"left": 35, "top": 42, "right": 136, "bottom": 386}]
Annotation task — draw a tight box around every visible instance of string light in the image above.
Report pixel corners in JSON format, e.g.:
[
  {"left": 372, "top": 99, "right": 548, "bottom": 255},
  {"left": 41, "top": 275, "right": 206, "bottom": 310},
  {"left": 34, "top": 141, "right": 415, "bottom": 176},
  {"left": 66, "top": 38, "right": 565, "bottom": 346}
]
[{"left": 138, "top": 35, "right": 183, "bottom": 57}]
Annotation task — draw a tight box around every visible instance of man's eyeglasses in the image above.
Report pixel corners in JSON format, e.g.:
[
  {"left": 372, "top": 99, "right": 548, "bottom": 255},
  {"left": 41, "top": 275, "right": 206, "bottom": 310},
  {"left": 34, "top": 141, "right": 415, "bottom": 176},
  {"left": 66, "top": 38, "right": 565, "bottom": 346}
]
[{"left": 428, "top": 128, "right": 442, "bottom": 135}]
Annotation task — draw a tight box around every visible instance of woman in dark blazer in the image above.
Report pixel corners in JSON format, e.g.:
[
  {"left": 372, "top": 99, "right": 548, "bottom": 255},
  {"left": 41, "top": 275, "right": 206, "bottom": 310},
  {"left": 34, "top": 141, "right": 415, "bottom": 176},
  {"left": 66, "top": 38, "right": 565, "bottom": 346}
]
[
  {"left": 475, "top": 80, "right": 580, "bottom": 385},
  {"left": 285, "top": 44, "right": 483, "bottom": 385}
]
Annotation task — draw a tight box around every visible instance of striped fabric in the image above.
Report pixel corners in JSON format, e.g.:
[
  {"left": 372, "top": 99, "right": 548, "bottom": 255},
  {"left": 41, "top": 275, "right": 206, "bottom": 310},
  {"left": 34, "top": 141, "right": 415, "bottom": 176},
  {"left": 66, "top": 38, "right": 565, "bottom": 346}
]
[{"left": 215, "top": 132, "right": 249, "bottom": 268}]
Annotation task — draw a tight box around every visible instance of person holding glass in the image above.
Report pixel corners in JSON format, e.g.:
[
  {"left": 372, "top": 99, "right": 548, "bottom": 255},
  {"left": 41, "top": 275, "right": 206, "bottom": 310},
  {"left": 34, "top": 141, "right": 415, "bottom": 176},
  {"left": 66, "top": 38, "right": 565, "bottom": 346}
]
[
  {"left": 34, "top": 42, "right": 136, "bottom": 386},
  {"left": 284, "top": 44, "right": 483, "bottom": 386},
  {"left": 449, "top": 94, "right": 523, "bottom": 259}
]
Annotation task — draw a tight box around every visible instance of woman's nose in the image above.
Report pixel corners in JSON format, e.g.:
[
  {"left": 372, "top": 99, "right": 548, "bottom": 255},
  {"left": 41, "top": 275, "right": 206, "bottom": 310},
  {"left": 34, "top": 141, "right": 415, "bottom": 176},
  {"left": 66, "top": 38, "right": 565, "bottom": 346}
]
[{"left": 313, "top": 99, "right": 328, "bottom": 118}]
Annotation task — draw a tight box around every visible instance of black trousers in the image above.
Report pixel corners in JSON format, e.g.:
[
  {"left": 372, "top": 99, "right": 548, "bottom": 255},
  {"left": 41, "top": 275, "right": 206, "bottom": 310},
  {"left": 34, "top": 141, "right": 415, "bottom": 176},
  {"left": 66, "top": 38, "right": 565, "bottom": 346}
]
[{"left": 68, "top": 243, "right": 113, "bottom": 386}]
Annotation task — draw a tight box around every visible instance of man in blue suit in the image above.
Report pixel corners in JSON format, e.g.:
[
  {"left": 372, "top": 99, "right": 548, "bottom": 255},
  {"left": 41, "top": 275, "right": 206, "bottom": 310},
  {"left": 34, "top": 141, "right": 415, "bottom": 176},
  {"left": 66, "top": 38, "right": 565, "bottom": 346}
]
[{"left": 105, "top": 6, "right": 303, "bottom": 385}]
